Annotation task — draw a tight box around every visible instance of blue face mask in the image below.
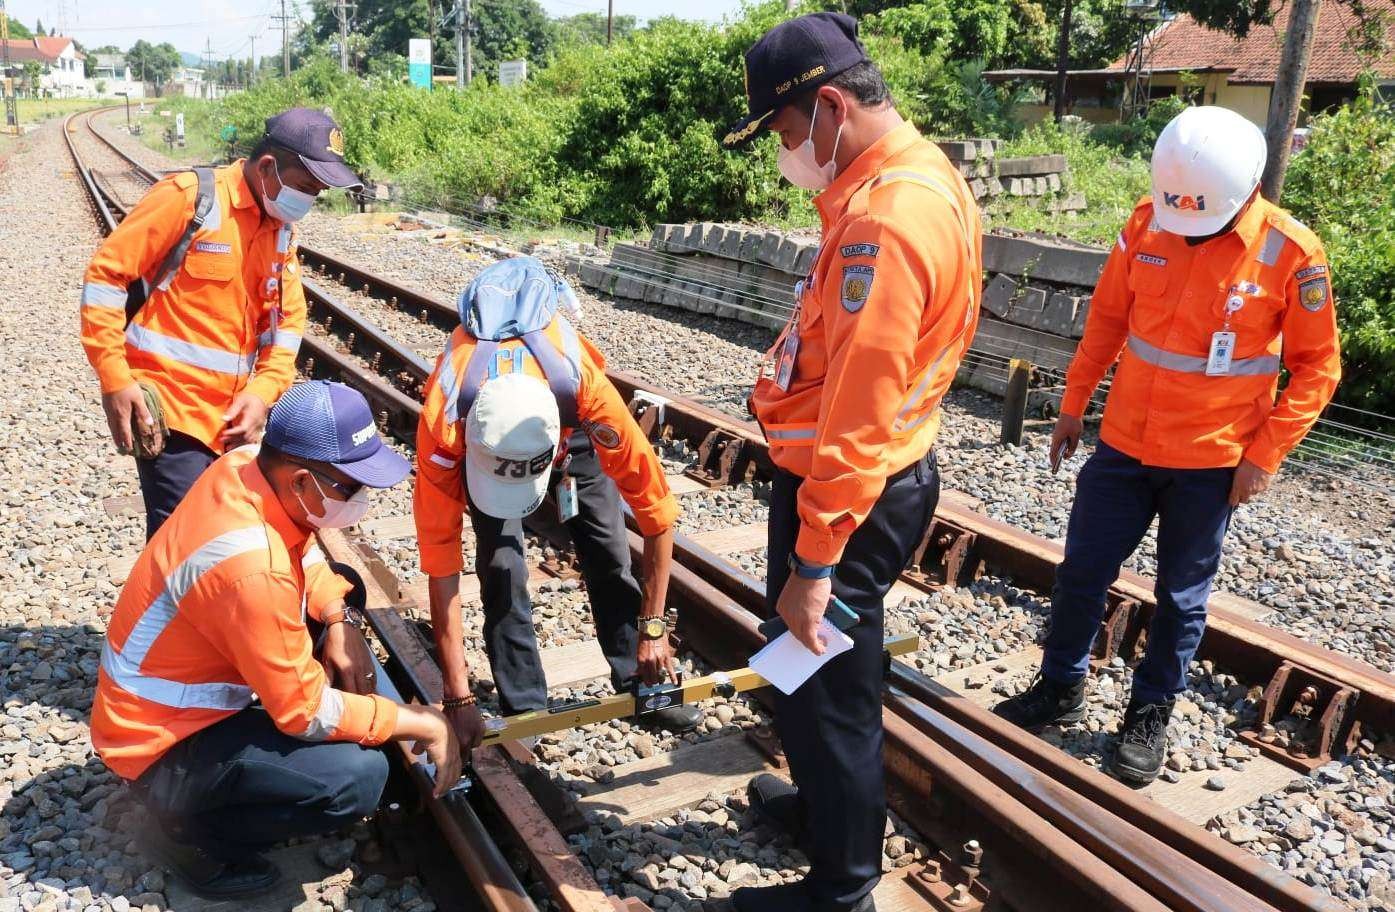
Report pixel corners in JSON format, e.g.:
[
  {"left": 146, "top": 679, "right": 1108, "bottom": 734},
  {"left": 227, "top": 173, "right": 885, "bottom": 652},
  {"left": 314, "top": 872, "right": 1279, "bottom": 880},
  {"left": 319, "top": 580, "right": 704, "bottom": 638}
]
[{"left": 260, "top": 160, "right": 316, "bottom": 223}]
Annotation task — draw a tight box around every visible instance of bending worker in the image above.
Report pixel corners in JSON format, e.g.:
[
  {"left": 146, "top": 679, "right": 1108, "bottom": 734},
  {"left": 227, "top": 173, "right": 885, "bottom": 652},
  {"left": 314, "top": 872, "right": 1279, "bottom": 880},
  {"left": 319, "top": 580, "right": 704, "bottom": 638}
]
[
  {"left": 91, "top": 380, "right": 461, "bottom": 899},
  {"left": 994, "top": 106, "right": 1341, "bottom": 784},
  {"left": 717, "top": 13, "right": 980, "bottom": 912},
  {"left": 414, "top": 256, "right": 700, "bottom": 749},
  {"left": 81, "top": 107, "right": 361, "bottom": 538}
]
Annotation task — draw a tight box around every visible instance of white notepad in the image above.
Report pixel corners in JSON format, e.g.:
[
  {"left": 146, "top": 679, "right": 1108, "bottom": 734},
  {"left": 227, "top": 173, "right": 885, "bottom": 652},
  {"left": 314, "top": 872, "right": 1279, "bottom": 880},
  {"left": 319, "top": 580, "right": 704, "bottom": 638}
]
[{"left": 749, "top": 619, "right": 855, "bottom": 695}]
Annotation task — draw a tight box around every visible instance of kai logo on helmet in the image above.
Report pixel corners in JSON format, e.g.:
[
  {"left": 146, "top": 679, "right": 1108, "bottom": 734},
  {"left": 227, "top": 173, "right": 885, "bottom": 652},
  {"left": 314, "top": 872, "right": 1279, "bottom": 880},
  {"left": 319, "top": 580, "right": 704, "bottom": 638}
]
[{"left": 1162, "top": 192, "right": 1207, "bottom": 212}]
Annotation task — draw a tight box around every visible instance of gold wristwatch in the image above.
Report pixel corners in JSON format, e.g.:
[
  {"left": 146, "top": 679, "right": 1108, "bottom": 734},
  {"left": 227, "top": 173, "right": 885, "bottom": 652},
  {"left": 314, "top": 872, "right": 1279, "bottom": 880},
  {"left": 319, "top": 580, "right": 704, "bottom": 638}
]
[{"left": 638, "top": 615, "right": 668, "bottom": 639}]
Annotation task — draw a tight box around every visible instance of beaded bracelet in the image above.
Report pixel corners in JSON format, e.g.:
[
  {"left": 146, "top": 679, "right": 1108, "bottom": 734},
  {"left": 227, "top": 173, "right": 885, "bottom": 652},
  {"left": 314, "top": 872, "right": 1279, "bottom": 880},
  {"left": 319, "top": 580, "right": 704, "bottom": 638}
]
[{"left": 443, "top": 694, "right": 478, "bottom": 709}]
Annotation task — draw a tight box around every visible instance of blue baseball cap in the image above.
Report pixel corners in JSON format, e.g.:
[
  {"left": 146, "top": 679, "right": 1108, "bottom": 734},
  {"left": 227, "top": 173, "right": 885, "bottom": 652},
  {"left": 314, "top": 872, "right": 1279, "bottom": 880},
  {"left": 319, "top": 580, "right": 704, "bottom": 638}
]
[
  {"left": 722, "top": 12, "right": 869, "bottom": 149},
  {"left": 263, "top": 380, "right": 409, "bottom": 488},
  {"left": 264, "top": 107, "right": 362, "bottom": 190}
]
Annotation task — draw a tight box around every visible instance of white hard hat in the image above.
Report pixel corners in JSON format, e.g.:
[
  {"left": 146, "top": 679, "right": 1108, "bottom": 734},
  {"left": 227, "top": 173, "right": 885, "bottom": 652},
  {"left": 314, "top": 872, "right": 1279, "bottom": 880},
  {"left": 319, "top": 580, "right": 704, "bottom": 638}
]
[
  {"left": 465, "top": 372, "right": 560, "bottom": 519},
  {"left": 1151, "top": 106, "right": 1267, "bottom": 237}
]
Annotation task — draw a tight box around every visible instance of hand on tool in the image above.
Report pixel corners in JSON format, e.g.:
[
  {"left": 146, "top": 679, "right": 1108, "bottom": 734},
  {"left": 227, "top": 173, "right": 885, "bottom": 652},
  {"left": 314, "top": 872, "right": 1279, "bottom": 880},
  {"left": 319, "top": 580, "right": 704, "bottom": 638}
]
[
  {"left": 1228, "top": 458, "right": 1272, "bottom": 506},
  {"left": 102, "top": 383, "right": 155, "bottom": 455},
  {"left": 320, "top": 616, "right": 377, "bottom": 695},
  {"left": 398, "top": 704, "right": 462, "bottom": 798},
  {"left": 1049, "top": 413, "right": 1083, "bottom": 475},
  {"left": 637, "top": 634, "right": 679, "bottom": 685},
  {"left": 443, "top": 697, "right": 486, "bottom": 752},
  {"left": 776, "top": 573, "right": 833, "bottom": 656},
  {"left": 220, "top": 391, "right": 269, "bottom": 449}
]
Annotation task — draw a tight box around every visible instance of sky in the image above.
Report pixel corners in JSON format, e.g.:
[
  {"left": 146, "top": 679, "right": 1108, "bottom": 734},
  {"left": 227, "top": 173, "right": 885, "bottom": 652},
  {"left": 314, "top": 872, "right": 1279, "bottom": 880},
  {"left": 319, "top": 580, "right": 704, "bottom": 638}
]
[{"left": 4, "top": 0, "right": 747, "bottom": 60}]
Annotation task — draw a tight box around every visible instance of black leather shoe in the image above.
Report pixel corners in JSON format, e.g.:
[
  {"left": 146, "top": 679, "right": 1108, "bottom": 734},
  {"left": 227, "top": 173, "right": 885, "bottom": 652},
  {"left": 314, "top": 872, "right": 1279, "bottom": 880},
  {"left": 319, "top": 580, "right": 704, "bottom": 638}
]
[
  {"left": 645, "top": 703, "right": 702, "bottom": 733},
  {"left": 747, "top": 773, "right": 804, "bottom": 838},
  {"left": 1112, "top": 696, "right": 1175, "bottom": 785},
  {"left": 991, "top": 673, "right": 1086, "bottom": 729},
  {"left": 711, "top": 881, "right": 877, "bottom": 912},
  {"left": 143, "top": 824, "right": 280, "bottom": 899}
]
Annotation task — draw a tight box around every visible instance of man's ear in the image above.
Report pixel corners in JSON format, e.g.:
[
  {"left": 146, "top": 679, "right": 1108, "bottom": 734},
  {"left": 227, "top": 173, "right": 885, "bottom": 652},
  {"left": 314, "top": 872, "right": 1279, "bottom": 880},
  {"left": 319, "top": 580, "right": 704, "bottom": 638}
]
[{"left": 818, "top": 85, "right": 848, "bottom": 125}]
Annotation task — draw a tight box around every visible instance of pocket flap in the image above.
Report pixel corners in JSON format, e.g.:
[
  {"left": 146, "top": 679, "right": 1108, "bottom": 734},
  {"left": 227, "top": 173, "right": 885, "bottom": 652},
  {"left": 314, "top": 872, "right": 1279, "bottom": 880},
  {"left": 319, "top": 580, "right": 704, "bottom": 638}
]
[{"left": 183, "top": 249, "right": 236, "bottom": 282}]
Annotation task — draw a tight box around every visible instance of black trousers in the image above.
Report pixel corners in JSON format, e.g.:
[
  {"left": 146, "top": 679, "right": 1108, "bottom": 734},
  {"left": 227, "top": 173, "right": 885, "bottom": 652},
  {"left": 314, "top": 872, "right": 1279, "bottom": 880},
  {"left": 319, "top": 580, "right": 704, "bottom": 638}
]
[
  {"left": 134, "top": 430, "right": 217, "bottom": 541},
  {"left": 468, "top": 431, "right": 641, "bottom": 714},
  {"left": 134, "top": 706, "right": 390, "bottom": 861},
  {"left": 767, "top": 450, "right": 940, "bottom": 909}
]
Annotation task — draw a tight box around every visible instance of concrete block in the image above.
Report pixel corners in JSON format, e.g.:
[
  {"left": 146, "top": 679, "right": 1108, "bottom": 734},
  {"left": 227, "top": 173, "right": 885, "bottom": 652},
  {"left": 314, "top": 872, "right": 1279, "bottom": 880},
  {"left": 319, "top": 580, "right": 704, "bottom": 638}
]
[
  {"left": 981, "top": 273, "right": 1019, "bottom": 319},
  {"left": 613, "top": 273, "right": 642, "bottom": 300},
  {"left": 995, "top": 154, "right": 1067, "bottom": 177},
  {"left": 578, "top": 261, "right": 615, "bottom": 294},
  {"left": 719, "top": 228, "right": 744, "bottom": 261},
  {"left": 1007, "top": 178, "right": 1028, "bottom": 197},
  {"left": 793, "top": 244, "right": 818, "bottom": 276},
  {"left": 936, "top": 140, "right": 977, "bottom": 161},
  {"left": 1071, "top": 299, "right": 1090, "bottom": 337},
  {"left": 699, "top": 223, "right": 724, "bottom": 255},
  {"left": 757, "top": 231, "right": 783, "bottom": 267},
  {"left": 1042, "top": 292, "right": 1079, "bottom": 335},
  {"left": 969, "top": 178, "right": 988, "bottom": 200},
  {"left": 683, "top": 223, "right": 705, "bottom": 253},
  {"left": 642, "top": 271, "right": 666, "bottom": 304},
  {"left": 985, "top": 177, "right": 1003, "bottom": 197},
  {"left": 611, "top": 244, "right": 647, "bottom": 269},
  {"left": 1047, "top": 173, "right": 1062, "bottom": 193},
  {"left": 738, "top": 230, "right": 762, "bottom": 264},
  {"left": 689, "top": 282, "right": 719, "bottom": 315},
  {"left": 650, "top": 224, "right": 674, "bottom": 251},
  {"left": 1047, "top": 191, "right": 1087, "bottom": 214},
  {"left": 1020, "top": 285, "right": 1048, "bottom": 315},
  {"left": 977, "top": 138, "right": 998, "bottom": 159},
  {"left": 981, "top": 233, "right": 1108, "bottom": 288},
  {"left": 773, "top": 238, "right": 802, "bottom": 274},
  {"left": 1035, "top": 177, "right": 1050, "bottom": 195}
]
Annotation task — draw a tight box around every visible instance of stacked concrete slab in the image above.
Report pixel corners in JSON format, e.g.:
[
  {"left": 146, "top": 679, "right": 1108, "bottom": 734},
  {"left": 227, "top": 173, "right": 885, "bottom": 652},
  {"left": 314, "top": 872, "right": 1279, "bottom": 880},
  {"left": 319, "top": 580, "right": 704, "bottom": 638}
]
[
  {"left": 564, "top": 222, "right": 1111, "bottom": 414},
  {"left": 935, "top": 139, "right": 1078, "bottom": 210}
]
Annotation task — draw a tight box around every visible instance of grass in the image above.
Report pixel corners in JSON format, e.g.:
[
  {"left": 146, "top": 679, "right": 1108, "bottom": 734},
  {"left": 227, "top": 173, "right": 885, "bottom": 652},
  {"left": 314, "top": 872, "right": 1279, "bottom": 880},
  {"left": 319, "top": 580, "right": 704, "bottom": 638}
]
[
  {"left": 14, "top": 96, "right": 108, "bottom": 125},
  {"left": 132, "top": 95, "right": 231, "bottom": 165}
]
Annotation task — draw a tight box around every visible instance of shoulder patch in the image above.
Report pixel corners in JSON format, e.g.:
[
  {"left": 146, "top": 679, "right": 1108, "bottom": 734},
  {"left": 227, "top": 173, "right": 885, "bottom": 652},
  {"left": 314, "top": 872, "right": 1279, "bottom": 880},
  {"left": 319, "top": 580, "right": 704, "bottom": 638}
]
[
  {"left": 840, "top": 243, "right": 880, "bottom": 259},
  {"left": 1295, "top": 264, "right": 1327, "bottom": 280},
  {"left": 581, "top": 418, "right": 621, "bottom": 449},
  {"left": 841, "top": 265, "right": 874, "bottom": 313},
  {"left": 1298, "top": 277, "right": 1330, "bottom": 312}
]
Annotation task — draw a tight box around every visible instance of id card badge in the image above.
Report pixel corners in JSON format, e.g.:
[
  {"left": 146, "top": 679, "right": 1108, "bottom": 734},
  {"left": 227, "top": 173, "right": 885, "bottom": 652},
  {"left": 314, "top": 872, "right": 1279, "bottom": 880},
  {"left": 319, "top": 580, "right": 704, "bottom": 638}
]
[
  {"left": 1206, "top": 331, "right": 1236, "bottom": 376},
  {"left": 556, "top": 476, "right": 579, "bottom": 522},
  {"left": 773, "top": 283, "right": 803, "bottom": 392}
]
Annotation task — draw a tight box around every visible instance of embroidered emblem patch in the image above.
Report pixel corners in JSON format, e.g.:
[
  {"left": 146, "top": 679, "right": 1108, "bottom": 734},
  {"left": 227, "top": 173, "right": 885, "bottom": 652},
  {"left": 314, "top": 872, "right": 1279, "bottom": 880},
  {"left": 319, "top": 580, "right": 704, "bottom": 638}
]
[
  {"left": 1299, "top": 277, "right": 1330, "bottom": 312},
  {"left": 194, "top": 241, "right": 232, "bottom": 254},
  {"left": 841, "top": 265, "right": 874, "bottom": 313},
  {"left": 581, "top": 419, "right": 621, "bottom": 449},
  {"left": 840, "top": 243, "right": 880, "bottom": 259},
  {"left": 327, "top": 127, "right": 345, "bottom": 157},
  {"left": 1135, "top": 253, "right": 1167, "bottom": 267},
  {"left": 1295, "top": 264, "right": 1328, "bottom": 280}
]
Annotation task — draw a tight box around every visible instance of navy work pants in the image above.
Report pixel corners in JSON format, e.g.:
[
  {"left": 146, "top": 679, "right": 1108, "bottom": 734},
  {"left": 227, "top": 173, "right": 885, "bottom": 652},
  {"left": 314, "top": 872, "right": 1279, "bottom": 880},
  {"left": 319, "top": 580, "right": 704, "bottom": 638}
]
[
  {"left": 134, "top": 430, "right": 217, "bottom": 541},
  {"left": 134, "top": 706, "right": 390, "bottom": 861},
  {"left": 468, "top": 431, "right": 641, "bottom": 714},
  {"left": 767, "top": 451, "right": 940, "bottom": 909},
  {"left": 1042, "top": 441, "right": 1235, "bottom": 704}
]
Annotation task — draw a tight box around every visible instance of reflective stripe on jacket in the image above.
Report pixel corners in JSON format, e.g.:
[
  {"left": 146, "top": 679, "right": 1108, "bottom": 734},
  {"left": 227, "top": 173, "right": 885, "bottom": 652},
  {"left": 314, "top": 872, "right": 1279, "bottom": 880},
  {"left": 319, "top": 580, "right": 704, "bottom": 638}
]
[
  {"left": 750, "top": 122, "right": 982, "bottom": 566},
  {"left": 90, "top": 447, "right": 397, "bottom": 781},
  {"left": 1061, "top": 196, "right": 1341, "bottom": 472},
  {"left": 414, "top": 322, "right": 679, "bottom": 577},
  {"left": 80, "top": 161, "right": 306, "bottom": 450}
]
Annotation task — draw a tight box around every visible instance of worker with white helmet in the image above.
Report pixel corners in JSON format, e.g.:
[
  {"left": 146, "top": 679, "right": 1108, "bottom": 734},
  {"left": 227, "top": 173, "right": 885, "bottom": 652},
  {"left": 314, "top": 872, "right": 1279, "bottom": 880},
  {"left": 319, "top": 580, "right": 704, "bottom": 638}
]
[{"left": 993, "top": 106, "right": 1341, "bottom": 784}]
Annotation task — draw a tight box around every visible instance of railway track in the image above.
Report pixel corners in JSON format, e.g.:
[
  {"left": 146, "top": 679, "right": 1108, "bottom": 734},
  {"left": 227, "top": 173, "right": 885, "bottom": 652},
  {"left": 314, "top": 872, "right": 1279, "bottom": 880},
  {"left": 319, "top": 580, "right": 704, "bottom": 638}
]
[{"left": 65, "top": 105, "right": 1382, "bottom": 912}]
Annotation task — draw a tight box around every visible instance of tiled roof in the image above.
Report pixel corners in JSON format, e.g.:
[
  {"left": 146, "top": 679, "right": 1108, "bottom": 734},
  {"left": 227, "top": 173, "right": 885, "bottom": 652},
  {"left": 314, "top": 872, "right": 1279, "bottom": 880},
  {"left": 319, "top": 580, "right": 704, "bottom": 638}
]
[
  {"left": 0, "top": 35, "right": 82, "bottom": 64},
  {"left": 1108, "top": 0, "right": 1395, "bottom": 84}
]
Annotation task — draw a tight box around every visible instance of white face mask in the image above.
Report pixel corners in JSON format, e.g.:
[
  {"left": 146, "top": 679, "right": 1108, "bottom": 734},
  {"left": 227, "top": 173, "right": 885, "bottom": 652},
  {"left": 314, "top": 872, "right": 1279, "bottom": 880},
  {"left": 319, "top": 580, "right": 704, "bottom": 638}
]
[
  {"left": 778, "top": 100, "right": 843, "bottom": 191},
  {"left": 261, "top": 160, "right": 316, "bottom": 223},
  {"left": 297, "top": 474, "right": 371, "bottom": 529}
]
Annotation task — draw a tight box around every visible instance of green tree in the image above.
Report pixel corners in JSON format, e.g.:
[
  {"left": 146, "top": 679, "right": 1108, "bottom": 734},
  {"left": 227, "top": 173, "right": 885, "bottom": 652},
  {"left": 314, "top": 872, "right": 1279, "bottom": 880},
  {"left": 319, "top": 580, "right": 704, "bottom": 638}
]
[
  {"left": 4, "top": 17, "right": 32, "bottom": 39},
  {"left": 468, "top": 0, "right": 556, "bottom": 78},
  {"left": 21, "top": 60, "right": 41, "bottom": 97},
  {"left": 33, "top": 19, "right": 44, "bottom": 37},
  {"left": 127, "top": 40, "right": 182, "bottom": 89},
  {"left": 84, "top": 44, "right": 121, "bottom": 78},
  {"left": 554, "top": 12, "right": 638, "bottom": 47}
]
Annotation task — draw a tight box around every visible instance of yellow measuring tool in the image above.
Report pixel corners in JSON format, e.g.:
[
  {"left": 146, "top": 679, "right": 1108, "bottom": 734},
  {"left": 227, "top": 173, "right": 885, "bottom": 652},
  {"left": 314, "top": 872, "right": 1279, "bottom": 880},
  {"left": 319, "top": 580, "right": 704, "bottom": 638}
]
[{"left": 477, "top": 633, "right": 920, "bottom": 744}]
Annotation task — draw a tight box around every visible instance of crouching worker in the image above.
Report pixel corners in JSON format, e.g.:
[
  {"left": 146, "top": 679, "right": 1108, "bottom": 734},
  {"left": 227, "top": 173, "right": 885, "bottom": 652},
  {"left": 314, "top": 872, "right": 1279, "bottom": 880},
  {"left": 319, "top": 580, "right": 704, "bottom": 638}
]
[
  {"left": 91, "top": 380, "right": 462, "bottom": 899},
  {"left": 415, "top": 256, "right": 699, "bottom": 748}
]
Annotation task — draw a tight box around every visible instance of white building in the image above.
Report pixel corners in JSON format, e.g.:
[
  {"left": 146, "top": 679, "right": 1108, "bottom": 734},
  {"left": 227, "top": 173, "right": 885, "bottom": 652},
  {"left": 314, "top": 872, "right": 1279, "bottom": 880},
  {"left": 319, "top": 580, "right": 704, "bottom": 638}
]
[
  {"left": 89, "top": 52, "right": 145, "bottom": 98},
  {"left": 0, "top": 36, "right": 86, "bottom": 97}
]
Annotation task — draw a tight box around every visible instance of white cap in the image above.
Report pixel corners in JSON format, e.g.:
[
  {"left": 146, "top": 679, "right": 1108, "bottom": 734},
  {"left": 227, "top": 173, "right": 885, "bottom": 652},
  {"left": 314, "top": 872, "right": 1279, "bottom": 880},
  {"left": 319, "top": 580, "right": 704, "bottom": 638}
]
[
  {"left": 1151, "top": 106, "right": 1267, "bottom": 237},
  {"left": 465, "top": 373, "right": 561, "bottom": 519}
]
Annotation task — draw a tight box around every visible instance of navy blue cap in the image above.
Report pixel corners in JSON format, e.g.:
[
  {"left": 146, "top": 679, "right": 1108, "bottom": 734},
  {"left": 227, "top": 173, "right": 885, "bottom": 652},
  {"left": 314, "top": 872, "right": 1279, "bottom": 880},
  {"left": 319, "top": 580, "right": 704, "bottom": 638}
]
[
  {"left": 264, "top": 107, "right": 362, "bottom": 190},
  {"left": 263, "top": 380, "right": 409, "bottom": 488},
  {"left": 722, "top": 12, "right": 869, "bottom": 149}
]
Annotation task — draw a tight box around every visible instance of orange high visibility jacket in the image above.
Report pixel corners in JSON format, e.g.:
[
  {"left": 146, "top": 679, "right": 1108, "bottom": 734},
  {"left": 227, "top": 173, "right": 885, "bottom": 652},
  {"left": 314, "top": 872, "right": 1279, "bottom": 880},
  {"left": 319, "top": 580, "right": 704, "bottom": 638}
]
[
  {"left": 80, "top": 161, "right": 307, "bottom": 451},
  {"left": 1061, "top": 196, "right": 1341, "bottom": 473},
  {"left": 91, "top": 447, "right": 398, "bottom": 781},
  {"left": 750, "top": 122, "right": 982, "bottom": 566},
  {"left": 415, "top": 321, "right": 679, "bottom": 577}
]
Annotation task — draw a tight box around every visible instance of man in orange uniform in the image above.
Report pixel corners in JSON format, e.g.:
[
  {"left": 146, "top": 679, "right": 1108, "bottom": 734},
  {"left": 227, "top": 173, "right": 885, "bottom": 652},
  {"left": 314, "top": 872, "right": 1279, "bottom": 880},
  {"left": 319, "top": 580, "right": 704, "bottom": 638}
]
[
  {"left": 81, "top": 108, "right": 362, "bottom": 539},
  {"left": 92, "top": 381, "right": 461, "bottom": 899},
  {"left": 993, "top": 106, "right": 1341, "bottom": 785},
  {"left": 718, "top": 13, "right": 980, "bottom": 912},
  {"left": 414, "top": 257, "right": 700, "bottom": 749}
]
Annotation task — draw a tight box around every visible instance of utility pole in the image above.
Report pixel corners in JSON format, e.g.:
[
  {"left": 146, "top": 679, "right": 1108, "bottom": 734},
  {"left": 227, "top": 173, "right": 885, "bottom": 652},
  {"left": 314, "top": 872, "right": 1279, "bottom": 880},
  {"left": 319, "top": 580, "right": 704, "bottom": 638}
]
[
  {"left": 454, "top": 0, "right": 471, "bottom": 86},
  {"left": 280, "top": 0, "right": 290, "bottom": 77},
  {"left": 335, "top": 0, "right": 352, "bottom": 72},
  {"left": 249, "top": 34, "right": 255, "bottom": 85},
  {"left": 1262, "top": 0, "right": 1320, "bottom": 202},
  {"left": 1052, "top": 0, "right": 1074, "bottom": 123},
  {"left": 0, "top": 0, "right": 16, "bottom": 132},
  {"left": 607, "top": 0, "right": 613, "bottom": 45}
]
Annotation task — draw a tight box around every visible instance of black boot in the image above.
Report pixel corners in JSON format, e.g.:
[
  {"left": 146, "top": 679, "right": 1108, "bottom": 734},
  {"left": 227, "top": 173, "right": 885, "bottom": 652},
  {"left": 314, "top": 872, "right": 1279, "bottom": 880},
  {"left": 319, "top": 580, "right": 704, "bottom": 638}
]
[
  {"left": 991, "top": 674, "right": 1086, "bottom": 729},
  {"left": 1112, "top": 696, "right": 1174, "bottom": 785},
  {"left": 746, "top": 773, "right": 805, "bottom": 838},
  {"left": 706, "top": 880, "right": 878, "bottom": 912},
  {"left": 142, "top": 822, "right": 281, "bottom": 899}
]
